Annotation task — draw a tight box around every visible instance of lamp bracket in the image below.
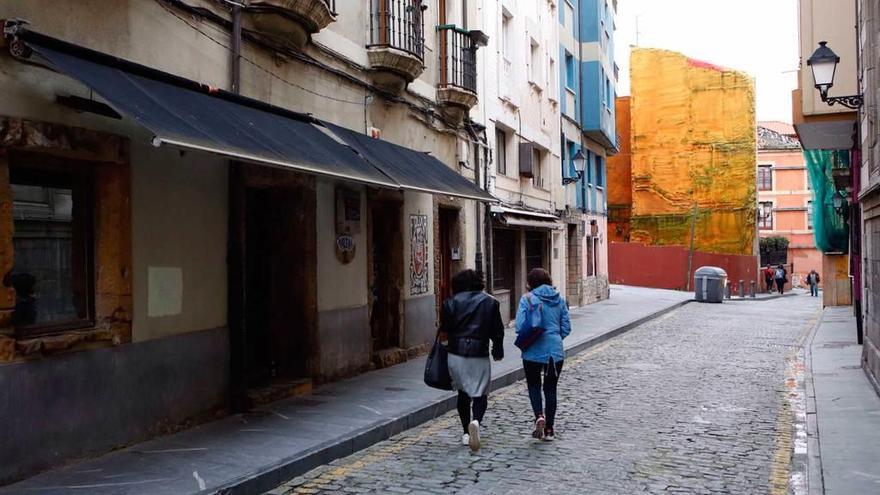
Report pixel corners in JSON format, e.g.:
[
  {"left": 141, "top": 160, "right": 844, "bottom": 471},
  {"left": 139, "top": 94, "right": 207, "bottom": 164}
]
[
  {"left": 562, "top": 171, "right": 583, "bottom": 186},
  {"left": 823, "top": 94, "right": 863, "bottom": 110}
]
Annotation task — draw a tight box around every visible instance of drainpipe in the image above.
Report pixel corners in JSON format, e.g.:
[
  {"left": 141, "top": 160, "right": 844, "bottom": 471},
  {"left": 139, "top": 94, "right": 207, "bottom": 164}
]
[
  {"left": 852, "top": 0, "right": 863, "bottom": 344},
  {"left": 228, "top": 4, "right": 247, "bottom": 413},
  {"left": 232, "top": 5, "right": 241, "bottom": 93}
]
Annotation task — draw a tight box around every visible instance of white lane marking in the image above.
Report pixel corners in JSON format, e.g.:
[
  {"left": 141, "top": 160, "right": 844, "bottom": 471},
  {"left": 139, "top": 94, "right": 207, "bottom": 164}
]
[
  {"left": 193, "top": 471, "right": 207, "bottom": 490},
  {"left": 25, "top": 478, "right": 170, "bottom": 490},
  {"left": 138, "top": 447, "right": 208, "bottom": 454},
  {"left": 270, "top": 410, "right": 290, "bottom": 420},
  {"left": 358, "top": 405, "right": 382, "bottom": 415}
]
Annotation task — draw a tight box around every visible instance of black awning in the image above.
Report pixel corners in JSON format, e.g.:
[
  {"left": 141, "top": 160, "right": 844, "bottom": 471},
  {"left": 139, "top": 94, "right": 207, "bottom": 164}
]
[
  {"left": 324, "top": 123, "right": 496, "bottom": 202},
  {"left": 16, "top": 29, "right": 496, "bottom": 202},
  {"left": 20, "top": 31, "right": 398, "bottom": 189}
]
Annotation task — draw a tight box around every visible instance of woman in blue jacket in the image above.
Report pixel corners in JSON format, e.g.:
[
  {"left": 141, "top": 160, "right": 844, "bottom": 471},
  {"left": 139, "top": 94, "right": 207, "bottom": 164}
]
[{"left": 515, "top": 268, "right": 571, "bottom": 440}]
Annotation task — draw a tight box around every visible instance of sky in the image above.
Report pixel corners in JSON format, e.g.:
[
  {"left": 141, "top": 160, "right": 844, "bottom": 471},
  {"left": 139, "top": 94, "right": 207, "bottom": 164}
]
[{"left": 614, "top": 0, "right": 800, "bottom": 123}]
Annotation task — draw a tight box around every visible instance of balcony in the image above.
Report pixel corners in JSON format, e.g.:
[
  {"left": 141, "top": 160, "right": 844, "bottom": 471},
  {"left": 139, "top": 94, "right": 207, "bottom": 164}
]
[
  {"left": 368, "top": 0, "right": 426, "bottom": 93},
  {"left": 437, "top": 25, "right": 479, "bottom": 118},
  {"left": 244, "top": 0, "right": 336, "bottom": 50}
]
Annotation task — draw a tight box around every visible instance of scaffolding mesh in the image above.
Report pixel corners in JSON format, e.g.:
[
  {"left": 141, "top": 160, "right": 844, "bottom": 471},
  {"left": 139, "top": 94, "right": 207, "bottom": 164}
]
[{"left": 804, "top": 149, "right": 849, "bottom": 253}]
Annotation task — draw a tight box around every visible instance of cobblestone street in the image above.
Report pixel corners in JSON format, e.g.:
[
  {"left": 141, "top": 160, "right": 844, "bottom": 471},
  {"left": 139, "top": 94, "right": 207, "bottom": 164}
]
[{"left": 272, "top": 295, "right": 820, "bottom": 494}]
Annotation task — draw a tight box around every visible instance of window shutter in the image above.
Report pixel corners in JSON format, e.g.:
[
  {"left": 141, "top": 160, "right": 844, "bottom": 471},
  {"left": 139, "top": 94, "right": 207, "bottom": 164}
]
[{"left": 519, "top": 141, "right": 534, "bottom": 177}]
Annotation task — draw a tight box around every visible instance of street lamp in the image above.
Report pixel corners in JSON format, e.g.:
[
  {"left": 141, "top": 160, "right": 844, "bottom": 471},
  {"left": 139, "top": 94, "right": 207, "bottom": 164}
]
[
  {"left": 832, "top": 192, "right": 848, "bottom": 215},
  {"left": 562, "top": 149, "right": 587, "bottom": 185},
  {"left": 807, "top": 41, "right": 863, "bottom": 109}
]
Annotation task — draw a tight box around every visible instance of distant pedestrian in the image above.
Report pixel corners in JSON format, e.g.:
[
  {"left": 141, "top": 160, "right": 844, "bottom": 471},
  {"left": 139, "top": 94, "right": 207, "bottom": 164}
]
[
  {"left": 440, "top": 269, "right": 504, "bottom": 452},
  {"left": 515, "top": 268, "right": 570, "bottom": 441},
  {"left": 805, "top": 269, "right": 821, "bottom": 297},
  {"left": 763, "top": 265, "right": 775, "bottom": 293},
  {"left": 774, "top": 265, "right": 788, "bottom": 294}
]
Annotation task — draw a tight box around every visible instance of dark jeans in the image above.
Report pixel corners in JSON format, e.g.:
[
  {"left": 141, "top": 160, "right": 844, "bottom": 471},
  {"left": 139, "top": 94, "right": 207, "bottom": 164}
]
[
  {"left": 523, "top": 359, "right": 564, "bottom": 428},
  {"left": 776, "top": 278, "right": 785, "bottom": 294},
  {"left": 765, "top": 278, "right": 773, "bottom": 292},
  {"left": 457, "top": 391, "right": 487, "bottom": 433},
  {"left": 810, "top": 282, "right": 818, "bottom": 297}
]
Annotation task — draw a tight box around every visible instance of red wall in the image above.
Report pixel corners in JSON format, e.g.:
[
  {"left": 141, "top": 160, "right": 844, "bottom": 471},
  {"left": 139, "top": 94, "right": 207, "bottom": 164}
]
[{"left": 609, "top": 242, "right": 759, "bottom": 293}]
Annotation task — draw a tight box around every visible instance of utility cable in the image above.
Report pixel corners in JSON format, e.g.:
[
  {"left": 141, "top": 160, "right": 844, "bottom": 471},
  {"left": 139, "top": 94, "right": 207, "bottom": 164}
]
[{"left": 158, "top": 0, "right": 366, "bottom": 105}]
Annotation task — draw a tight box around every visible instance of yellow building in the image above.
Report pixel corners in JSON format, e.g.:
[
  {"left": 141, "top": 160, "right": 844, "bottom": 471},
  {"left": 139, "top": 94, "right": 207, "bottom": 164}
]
[{"left": 629, "top": 48, "right": 757, "bottom": 255}]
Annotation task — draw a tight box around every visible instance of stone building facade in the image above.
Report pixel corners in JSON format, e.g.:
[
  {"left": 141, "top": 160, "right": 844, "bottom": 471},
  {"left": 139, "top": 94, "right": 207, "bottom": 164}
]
[{"left": 0, "top": 0, "right": 491, "bottom": 483}]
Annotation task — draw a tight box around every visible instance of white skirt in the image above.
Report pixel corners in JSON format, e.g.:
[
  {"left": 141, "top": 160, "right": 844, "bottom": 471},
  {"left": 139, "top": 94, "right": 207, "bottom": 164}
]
[{"left": 447, "top": 354, "right": 491, "bottom": 397}]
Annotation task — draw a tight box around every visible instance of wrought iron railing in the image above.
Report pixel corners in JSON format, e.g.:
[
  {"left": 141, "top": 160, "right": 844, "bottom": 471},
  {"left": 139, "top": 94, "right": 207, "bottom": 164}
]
[
  {"left": 438, "top": 25, "right": 477, "bottom": 93},
  {"left": 369, "top": 0, "right": 425, "bottom": 60}
]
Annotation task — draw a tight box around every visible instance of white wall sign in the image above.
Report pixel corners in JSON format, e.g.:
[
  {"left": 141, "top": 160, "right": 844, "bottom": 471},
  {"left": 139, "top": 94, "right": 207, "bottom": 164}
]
[{"left": 148, "top": 266, "right": 183, "bottom": 317}]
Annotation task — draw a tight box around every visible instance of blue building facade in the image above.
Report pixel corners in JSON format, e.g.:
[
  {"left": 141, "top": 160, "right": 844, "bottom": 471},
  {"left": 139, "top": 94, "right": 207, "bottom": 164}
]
[
  {"left": 558, "top": 0, "right": 617, "bottom": 304},
  {"left": 559, "top": 0, "right": 618, "bottom": 214}
]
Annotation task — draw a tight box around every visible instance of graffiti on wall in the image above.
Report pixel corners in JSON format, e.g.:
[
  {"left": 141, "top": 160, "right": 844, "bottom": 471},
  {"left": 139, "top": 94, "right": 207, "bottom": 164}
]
[{"left": 410, "top": 214, "right": 429, "bottom": 294}]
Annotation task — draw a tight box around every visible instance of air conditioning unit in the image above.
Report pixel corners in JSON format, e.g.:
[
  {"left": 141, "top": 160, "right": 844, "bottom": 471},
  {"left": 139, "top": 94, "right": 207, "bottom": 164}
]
[{"left": 519, "top": 141, "right": 535, "bottom": 177}]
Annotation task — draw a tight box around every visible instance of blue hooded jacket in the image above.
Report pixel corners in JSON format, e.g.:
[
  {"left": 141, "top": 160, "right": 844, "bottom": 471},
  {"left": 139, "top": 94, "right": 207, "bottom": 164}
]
[{"left": 515, "top": 284, "right": 571, "bottom": 364}]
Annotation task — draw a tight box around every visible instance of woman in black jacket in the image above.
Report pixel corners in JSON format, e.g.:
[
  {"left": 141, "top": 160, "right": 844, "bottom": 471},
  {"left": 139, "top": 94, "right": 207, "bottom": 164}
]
[{"left": 440, "top": 269, "right": 504, "bottom": 451}]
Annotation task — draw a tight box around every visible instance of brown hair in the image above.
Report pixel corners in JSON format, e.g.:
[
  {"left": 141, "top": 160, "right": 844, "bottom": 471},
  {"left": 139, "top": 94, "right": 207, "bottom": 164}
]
[{"left": 527, "top": 268, "right": 552, "bottom": 290}]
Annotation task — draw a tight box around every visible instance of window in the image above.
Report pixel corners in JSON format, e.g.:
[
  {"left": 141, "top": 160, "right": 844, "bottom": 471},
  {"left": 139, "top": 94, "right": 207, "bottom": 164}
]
[
  {"left": 565, "top": 52, "right": 575, "bottom": 89},
  {"left": 529, "top": 39, "right": 542, "bottom": 86},
  {"left": 532, "top": 148, "right": 544, "bottom": 189},
  {"left": 586, "top": 151, "right": 594, "bottom": 184},
  {"left": 758, "top": 165, "right": 772, "bottom": 191},
  {"left": 758, "top": 201, "right": 773, "bottom": 230},
  {"left": 604, "top": 76, "right": 612, "bottom": 108},
  {"left": 596, "top": 155, "right": 605, "bottom": 187},
  {"left": 564, "top": 2, "right": 575, "bottom": 37},
  {"left": 10, "top": 165, "right": 94, "bottom": 336},
  {"left": 495, "top": 128, "right": 507, "bottom": 175},
  {"left": 548, "top": 57, "right": 558, "bottom": 100},
  {"left": 501, "top": 12, "right": 511, "bottom": 62},
  {"left": 807, "top": 200, "right": 813, "bottom": 230}
]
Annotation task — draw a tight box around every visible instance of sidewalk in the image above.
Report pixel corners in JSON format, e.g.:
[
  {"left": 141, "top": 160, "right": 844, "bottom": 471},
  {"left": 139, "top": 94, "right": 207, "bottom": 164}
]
[
  {"left": 806, "top": 307, "right": 880, "bottom": 494},
  {"left": 3, "top": 285, "right": 691, "bottom": 495}
]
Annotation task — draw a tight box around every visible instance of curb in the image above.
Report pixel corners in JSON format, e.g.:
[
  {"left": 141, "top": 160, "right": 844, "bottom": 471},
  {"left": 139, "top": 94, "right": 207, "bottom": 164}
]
[
  {"left": 803, "top": 311, "right": 825, "bottom": 495},
  {"left": 212, "top": 299, "right": 693, "bottom": 495},
  {"left": 723, "top": 293, "right": 799, "bottom": 302}
]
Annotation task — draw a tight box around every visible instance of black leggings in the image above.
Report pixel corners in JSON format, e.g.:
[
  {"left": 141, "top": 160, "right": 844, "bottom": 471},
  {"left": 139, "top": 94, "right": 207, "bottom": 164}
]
[
  {"left": 776, "top": 278, "right": 785, "bottom": 294},
  {"left": 524, "top": 359, "right": 564, "bottom": 428},
  {"left": 457, "top": 391, "right": 488, "bottom": 433}
]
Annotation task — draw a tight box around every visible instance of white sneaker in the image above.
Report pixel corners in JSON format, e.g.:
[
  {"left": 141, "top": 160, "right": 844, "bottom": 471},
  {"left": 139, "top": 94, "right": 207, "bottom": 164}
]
[
  {"left": 532, "top": 415, "right": 546, "bottom": 439},
  {"left": 468, "top": 420, "right": 481, "bottom": 451},
  {"left": 461, "top": 433, "right": 469, "bottom": 446}
]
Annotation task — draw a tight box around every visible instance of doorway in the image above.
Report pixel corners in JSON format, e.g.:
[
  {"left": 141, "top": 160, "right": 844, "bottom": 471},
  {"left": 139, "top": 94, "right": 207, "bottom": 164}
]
[
  {"left": 243, "top": 186, "right": 315, "bottom": 392},
  {"left": 370, "top": 201, "right": 403, "bottom": 355},
  {"left": 525, "top": 230, "right": 547, "bottom": 274},
  {"left": 439, "top": 208, "right": 460, "bottom": 303}
]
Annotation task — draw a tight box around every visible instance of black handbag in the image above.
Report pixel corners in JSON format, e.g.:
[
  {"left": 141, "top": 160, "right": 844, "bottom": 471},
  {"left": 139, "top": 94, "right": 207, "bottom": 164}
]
[{"left": 424, "top": 336, "right": 453, "bottom": 390}]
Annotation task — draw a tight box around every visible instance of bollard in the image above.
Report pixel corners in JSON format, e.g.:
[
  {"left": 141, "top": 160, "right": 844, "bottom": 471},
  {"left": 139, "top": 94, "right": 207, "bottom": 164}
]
[
  {"left": 725, "top": 281, "right": 732, "bottom": 299},
  {"left": 739, "top": 280, "right": 745, "bottom": 298},
  {"left": 749, "top": 280, "right": 756, "bottom": 298}
]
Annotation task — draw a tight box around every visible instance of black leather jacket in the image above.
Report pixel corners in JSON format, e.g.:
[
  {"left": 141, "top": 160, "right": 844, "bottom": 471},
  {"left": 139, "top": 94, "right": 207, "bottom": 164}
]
[{"left": 440, "top": 291, "right": 504, "bottom": 359}]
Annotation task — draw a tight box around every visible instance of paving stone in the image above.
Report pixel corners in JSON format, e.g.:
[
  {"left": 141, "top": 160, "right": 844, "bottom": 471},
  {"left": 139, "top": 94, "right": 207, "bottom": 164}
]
[{"left": 268, "top": 296, "right": 818, "bottom": 493}]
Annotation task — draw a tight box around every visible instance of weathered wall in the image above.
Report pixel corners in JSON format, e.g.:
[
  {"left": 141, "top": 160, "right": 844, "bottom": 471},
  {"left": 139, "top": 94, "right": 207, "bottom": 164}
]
[
  {"left": 130, "top": 143, "right": 228, "bottom": 342},
  {"left": 609, "top": 242, "right": 758, "bottom": 292},
  {"left": 607, "top": 96, "right": 632, "bottom": 243},
  {"left": 0, "top": 326, "right": 228, "bottom": 484},
  {"left": 629, "top": 49, "right": 756, "bottom": 256}
]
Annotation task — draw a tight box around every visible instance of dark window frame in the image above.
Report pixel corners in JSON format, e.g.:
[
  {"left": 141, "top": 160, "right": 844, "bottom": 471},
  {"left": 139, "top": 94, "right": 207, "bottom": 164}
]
[
  {"left": 9, "top": 156, "right": 96, "bottom": 338},
  {"left": 758, "top": 201, "right": 773, "bottom": 230},
  {"left": 496, "top": 128, "right": 507, "bottom": 175},
  {"left": 758, "top": 165, "right": 773, "bottom": 191}
]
